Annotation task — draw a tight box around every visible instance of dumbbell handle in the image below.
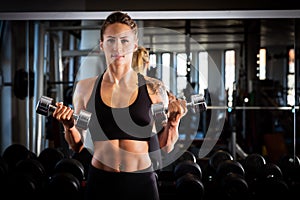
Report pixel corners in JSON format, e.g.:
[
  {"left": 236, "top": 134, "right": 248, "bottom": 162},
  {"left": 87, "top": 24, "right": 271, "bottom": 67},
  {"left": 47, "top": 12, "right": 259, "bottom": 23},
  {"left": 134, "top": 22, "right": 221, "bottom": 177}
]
[
  {"left": 46, "top": 104, "right": 81, "bottom": 121},
  {"left": 187, "top": 94, "right": 207, "bottom": 112},
  {"left": 36, "top": 96, "right": 91, "bottom": 130}
]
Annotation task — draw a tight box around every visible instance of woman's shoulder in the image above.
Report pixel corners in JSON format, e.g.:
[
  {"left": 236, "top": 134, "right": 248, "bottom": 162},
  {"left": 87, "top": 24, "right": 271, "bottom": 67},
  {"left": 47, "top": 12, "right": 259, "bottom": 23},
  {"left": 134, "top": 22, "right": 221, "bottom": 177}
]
[
  {"left": 76, "top": 76, "right": 98, "bottom": 88},
  {"left": 144, "top": 75, "right": 168, "bottom": 104},
  {"left": 73, "top": 76, "right": 98, "bottom": 109},
  {"left": 74, "top": 76, "right": 98, "bottom": 95},
  {"left": 144, "top": 75, "right": 164, "bottom": 87}
]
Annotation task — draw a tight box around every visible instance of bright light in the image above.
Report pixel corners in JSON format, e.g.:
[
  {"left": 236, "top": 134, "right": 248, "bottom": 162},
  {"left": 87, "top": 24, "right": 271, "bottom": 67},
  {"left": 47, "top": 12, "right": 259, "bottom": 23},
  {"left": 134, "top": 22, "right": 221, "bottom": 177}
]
[{"left": 258, "top": 48, "right": 266, "bottom": 80}]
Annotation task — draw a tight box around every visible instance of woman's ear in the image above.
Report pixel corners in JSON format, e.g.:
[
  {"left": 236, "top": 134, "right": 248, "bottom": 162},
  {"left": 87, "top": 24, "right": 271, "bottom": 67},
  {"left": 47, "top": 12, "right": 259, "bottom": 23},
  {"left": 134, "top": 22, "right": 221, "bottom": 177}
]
[
  {"left": 134, "top": 44, "right": 138, "bottom": 52},
  {"left": 134, "top": 38, "right": 139, "bottom": 52},
  {"left": 100, "top": 41, "right": 103, "bottom": 50}
]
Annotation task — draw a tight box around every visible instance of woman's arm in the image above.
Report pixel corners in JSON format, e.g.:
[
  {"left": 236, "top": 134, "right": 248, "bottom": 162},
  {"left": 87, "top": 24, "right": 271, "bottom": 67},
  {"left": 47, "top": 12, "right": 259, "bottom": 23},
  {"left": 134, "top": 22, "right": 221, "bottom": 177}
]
[
  {"left": 157, "top": 91, "right": 187, "bottom": 153},
  {"left": 146, "top": 77, "right": 187, "bottom": 153},
  {"left": 52, "top": 78, "right": 95, "bottom": 153},
  {"left": 53, "top": 101, "right": 84, "bottom": 153}
]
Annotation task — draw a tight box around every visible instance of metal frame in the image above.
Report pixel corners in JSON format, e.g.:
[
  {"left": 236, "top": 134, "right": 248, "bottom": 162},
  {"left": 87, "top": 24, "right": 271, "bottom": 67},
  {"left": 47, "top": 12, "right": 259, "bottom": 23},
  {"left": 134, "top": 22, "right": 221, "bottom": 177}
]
[{"left": 1, "top": 10, "right": 300, "bottom": 20}]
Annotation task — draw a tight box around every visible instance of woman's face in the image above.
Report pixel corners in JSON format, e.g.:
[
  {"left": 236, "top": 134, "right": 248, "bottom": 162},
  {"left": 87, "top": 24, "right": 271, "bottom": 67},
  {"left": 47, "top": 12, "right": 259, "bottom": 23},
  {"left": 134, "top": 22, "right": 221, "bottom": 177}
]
[{"left": 101, "top": 23, "right": 138, "bottom": 67}]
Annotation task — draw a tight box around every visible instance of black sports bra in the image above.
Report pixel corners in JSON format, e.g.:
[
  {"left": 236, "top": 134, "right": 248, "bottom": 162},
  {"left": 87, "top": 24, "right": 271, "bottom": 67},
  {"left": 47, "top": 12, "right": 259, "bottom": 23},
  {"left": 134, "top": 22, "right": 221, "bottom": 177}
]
[{"left": 86, "top": 72, "right": 154, "bottom": 141}]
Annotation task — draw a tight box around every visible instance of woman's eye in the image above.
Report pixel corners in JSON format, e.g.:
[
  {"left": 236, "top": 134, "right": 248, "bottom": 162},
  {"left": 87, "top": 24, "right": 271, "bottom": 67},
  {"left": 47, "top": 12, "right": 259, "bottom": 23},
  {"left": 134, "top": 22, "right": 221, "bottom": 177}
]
[
  {"left": 121, "top": 39, "right": 129, "bottom": 44},
  {"left": 107, "top": 39, "right": 115, "bottom": 44}
]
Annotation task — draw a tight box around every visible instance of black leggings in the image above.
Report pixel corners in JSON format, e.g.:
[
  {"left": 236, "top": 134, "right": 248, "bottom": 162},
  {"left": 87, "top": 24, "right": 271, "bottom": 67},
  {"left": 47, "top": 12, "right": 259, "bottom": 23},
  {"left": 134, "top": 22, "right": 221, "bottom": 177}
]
[{"left": 84, "top": 164, "right": 160, "bottom": 200}]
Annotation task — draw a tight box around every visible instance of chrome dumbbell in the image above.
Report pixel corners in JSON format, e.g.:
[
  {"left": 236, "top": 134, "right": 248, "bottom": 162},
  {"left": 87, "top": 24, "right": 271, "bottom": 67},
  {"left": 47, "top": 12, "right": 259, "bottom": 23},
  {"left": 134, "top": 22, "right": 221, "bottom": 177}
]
[
  {"left": 36, "top": 96, "right": 92, "bottom": 130},
  {"left": 151, "top": 94, "right": 207, "bottom": 124}
]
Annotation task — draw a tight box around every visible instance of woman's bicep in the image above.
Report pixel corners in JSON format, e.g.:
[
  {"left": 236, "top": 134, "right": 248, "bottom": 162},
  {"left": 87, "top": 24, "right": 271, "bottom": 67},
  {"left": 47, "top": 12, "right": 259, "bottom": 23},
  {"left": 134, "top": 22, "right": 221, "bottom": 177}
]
[
  {"left": 72, "top": 77, "right": 95, "bottom": 113},
  {"left": 72, "top": 88, "right": 85, "bottom": 114}
]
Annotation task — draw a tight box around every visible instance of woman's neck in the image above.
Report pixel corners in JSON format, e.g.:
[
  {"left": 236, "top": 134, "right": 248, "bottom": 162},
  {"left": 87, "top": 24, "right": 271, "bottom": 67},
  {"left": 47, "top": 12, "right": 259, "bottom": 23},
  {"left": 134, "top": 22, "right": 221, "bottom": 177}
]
[{"left": 105, "top": 67, "right": 135, "bottom": 85}]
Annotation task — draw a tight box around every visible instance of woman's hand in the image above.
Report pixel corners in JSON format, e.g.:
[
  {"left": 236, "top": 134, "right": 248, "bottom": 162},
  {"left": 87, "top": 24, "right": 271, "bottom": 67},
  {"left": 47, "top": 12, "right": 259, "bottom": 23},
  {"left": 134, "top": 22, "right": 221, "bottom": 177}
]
[
  {"left": 167, "top": 98, "right": 187, "bottom": 127},
  {"left": 167, "top": 92, "right": 187, "bottom": 127},
  {"left": 53, "top": 102, "right": 75, "bottom": 130}
]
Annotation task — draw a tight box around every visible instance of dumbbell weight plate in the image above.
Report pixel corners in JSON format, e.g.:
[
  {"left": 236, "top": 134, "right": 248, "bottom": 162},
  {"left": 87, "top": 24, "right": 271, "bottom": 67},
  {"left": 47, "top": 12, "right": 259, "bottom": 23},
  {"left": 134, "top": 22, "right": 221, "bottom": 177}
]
[
  {"left": 209, "top": 149, "right": 233, "bottom": 171},
  {"left": 190, "top": 94, "right": 207, "bottom": 113},
  {"left": 36, "top": 96, "right": 55, "bottom": 116},
  {"left": 220, "top": 172, "right": 249, "bottom": 199},
  {"left": 151, "top": 102, "right": 168, "bottom": 125},
  {"left": 216, "top": 160, "right": 245, "bottom": 180},
  {"left": 75, "top": 110, "right": 92, "bottom": 130},
  {"left": 174, "top": 160, "right": 202, "bottom": 180},
  {"left": 175, "top": 173, "right": 205, "bottom": 199}
]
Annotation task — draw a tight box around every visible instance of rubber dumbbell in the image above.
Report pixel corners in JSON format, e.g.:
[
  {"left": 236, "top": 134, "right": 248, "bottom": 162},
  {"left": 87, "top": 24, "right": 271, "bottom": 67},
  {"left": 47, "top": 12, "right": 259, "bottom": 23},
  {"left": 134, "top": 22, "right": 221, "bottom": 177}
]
[
  {"left": 36, "top": 96, "right": 91, "bottom": 130},
  {"left": 215, "top": 160, "right": 249, "bottom": 199},
  {"left": 151, "top": 94, "right": 207, "bottom": 124},
  {"left": 173, "top": 160, "right": 204, "bottom": 199}
]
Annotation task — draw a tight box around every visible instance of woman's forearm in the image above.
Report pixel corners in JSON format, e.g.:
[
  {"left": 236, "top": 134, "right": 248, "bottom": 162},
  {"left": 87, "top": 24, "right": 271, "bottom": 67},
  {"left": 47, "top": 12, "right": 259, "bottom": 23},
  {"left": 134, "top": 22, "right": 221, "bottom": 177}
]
[
  {"left": 158, "top": 122, "right": 179, "bottom": 153},
  {"left": 64, "top": 126, "right": 84, "bottom": 153}
]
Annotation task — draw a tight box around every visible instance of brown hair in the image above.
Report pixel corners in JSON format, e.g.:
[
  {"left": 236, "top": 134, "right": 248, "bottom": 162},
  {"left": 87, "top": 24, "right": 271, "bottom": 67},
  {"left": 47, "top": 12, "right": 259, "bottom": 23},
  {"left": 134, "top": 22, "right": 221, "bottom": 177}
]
[
  {"left": 100, "top": 11, "right": 138, "bottom": 41},
  {"left": 132, "top": 46, "right": 149, "bottom": 74}
]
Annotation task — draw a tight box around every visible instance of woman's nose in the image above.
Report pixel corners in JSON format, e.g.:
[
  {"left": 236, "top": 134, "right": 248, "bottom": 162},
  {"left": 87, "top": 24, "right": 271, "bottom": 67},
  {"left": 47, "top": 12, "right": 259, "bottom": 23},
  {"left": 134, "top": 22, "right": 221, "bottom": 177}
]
[{"left": 113, "top": 40, "right": 122, "bottom": 51}]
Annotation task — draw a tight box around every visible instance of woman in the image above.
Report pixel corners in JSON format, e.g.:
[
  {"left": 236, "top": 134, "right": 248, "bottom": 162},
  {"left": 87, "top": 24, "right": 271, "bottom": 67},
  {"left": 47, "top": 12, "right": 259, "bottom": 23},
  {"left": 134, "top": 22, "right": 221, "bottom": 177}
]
[{"left": 52, "top": 11, "right": 187, "bottom": 200}]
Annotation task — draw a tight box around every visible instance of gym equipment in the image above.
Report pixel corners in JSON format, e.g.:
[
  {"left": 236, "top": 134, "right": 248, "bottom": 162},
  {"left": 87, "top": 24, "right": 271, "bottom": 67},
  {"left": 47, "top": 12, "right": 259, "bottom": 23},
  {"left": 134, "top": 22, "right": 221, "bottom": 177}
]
[
  {"left": 6, "top": 158, "right": 46, "bottom": 199},
  {"left": 253, "top": 175, "right": 289, "bottom": 199},
  {"left": 46, "top": 172, "right": 81, "bottom": 200},
  {"left": 243, "top": 153, "right": 266, "bottom": 183},
  {"left": 215, "top": 160, "right": 249, "bottom": 200},
  {"left": 209, "top": 149, "right": 233, "bottom": 171},
  {"left": 48, "top": 158, "right": 85, "bottom": 200},
  {"left": 151, "top": 94, "right": 207, "bottom": 124},
  {"left": 0, "top": 68, "right": 34, "bottom": 99},
  {"left": 15, "top": 158, "right": 47, "bottom": 184},
  {"left": 278, "top": 154, "right": 300, "bottom": 181},
  {"left": 173, "top": 160, "right": 204, "bottom": 200},
  {"left": 13, "top": 68, "right": 34, "bottom": 99},
  {"left": 0, "top": 156, "right": 9, "bottom": 193},
  {"left": 36, "top": 95, "right": 92, "bottom": 130},
  {"left": 260, "top": 162, "right": 283, "bottom": 179},
  {"left": 174, "top": 160, "right": 202, "bottom": 180},
  {"left": 174, "top": 150, "right": 197, "bottom": 166},
  {"left": 38, "top": 147, "right": 65, "bottom": 177},
  {"left": 216, "top": 160, "right": 245, "bottom": 180},
  {"left": 54, "top": 158, "right": 85, "bottom": 183},
  {"left": 2, "top": 143, "right": 32, "bottom": 170},
  {"left": 8, "top": 173, "right": 40, "bottom": 199},
  {"left": 277, "top": 154, "right": 300, "bottom": 197},
  {"left": 175, "top": 173, "right": 205, "bottom": 200},
  {"left": 0, "top": 156, "right": 8, "bottom": 177},
  {"left": 203, "top": 149, "right": 233, "bottom": 188},
  {"left": 219, "top": 172, "right": 249, "bottom": 200}
]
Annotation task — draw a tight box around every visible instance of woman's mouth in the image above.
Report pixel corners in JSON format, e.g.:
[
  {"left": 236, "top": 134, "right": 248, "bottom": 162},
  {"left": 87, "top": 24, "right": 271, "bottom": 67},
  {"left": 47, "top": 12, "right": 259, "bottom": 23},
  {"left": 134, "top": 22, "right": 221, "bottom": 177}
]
[{"left": 111, "top": 54, "right": 125, "bottom": 59}]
